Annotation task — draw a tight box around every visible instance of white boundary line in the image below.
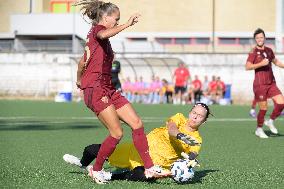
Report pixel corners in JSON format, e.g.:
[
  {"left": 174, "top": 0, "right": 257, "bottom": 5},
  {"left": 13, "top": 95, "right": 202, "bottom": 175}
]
[{"left": 1, "top": 116, "right": 283, "bottom": 122}]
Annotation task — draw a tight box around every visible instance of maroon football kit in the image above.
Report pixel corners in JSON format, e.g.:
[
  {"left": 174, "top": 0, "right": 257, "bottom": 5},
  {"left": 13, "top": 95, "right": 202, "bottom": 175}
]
[
  {"left": 81, "top": 25, "right": 128, "bottom": 115},
  {"left": 246, "top": 46, "right": 282, "bottom": 102}
]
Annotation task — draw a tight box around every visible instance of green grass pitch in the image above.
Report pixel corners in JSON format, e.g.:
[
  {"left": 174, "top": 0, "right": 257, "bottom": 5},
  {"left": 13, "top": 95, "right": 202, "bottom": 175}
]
[{"left": 0, "top": 100, "right": 284, "bottom": 188}]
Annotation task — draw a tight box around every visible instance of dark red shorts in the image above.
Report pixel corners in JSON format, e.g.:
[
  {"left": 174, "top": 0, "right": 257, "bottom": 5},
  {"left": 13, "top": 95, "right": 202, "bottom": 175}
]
[
  {"left": 253, "top": 82, "right": 282, "bottom": 102},
  {"left": 83, "top": 82, "right": 129, "bottom": 116}
]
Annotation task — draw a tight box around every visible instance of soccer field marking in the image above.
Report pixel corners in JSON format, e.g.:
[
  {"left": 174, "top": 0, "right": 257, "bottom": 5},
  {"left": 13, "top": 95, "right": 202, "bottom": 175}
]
[{"left": 1, "top": 116, "right": 284, "bottom": 123}]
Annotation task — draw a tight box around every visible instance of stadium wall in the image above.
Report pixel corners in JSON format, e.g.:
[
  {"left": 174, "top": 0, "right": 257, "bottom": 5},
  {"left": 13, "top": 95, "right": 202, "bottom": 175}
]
[{"left": 0, "top": 53, "right": 284, "bottom": 104}]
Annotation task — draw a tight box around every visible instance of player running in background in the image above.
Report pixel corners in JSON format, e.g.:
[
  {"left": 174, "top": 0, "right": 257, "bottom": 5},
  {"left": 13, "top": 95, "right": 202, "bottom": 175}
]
[
  {"left": 63, "top": 103, "right": 211, "bottom": 182},
  {"left": 246, "top": 28, "right": 284, "bottom": 138},
  {"left": 74, "top": 0, "right": 168, "bottom": 184}
]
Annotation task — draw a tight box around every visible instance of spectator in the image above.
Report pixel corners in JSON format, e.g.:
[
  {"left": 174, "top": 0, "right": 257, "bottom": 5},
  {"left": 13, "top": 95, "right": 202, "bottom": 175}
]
[
  {"left": 121, "top": 77, "right": 133, "bottom": 102},
  {"left": 216, "top": 76, "right": 226, "bottom": 99},
  {"left": 153, "top": 76, "right": 162, "bottom": 104},
  {"left": 173, "top": 62, "right": 190, "bottom": 105},
  {"left": 208, "top": 75, "right": 218, "bottom": 103},
  {"left": 160, "top": 79, "right": 174, "bottom": 103},
  {"left": 202, "top": 75, "right": 209, "bottom": 97},
  {"left": 188, "top": 75, "right": 202, "bottom": 103},
  {"left": 147, "top": 75, "right": 156, "bottom": 104}
]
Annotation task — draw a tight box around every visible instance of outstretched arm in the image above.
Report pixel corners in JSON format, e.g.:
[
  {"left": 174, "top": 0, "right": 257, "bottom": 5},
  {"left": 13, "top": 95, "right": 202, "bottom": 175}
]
[
  {"left": 97, "top": 13, "right": 140, "bottom": 39},
  {"left": 272, "top": 58, "right": 284, "bottom": 68}
]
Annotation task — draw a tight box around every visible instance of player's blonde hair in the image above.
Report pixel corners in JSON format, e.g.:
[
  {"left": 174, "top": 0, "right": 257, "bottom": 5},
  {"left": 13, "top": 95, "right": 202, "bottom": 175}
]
[{"left": 75, "top": 0, "right": 119, "bottom": 25}]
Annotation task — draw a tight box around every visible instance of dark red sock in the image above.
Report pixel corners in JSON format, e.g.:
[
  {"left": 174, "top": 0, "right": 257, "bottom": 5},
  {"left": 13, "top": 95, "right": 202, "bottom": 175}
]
[
  {"left": 270, "top": 103, "right": 284, "bottom": 120},
  {"left": 93, "top": 135, "right": 120, "bottom": 171},
  {"left": 132, "top": 127, "right": 154, "bottom": 169},
  {"left": 257, "top": 109, "right": 267, "bottom": 128}
]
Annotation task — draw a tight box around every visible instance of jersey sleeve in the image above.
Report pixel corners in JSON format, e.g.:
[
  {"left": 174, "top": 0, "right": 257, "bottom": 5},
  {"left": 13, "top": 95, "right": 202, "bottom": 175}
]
[
  {"left": 247, "top": 49, "right": 256, "bottom": 63},
  {"left": 182, "top": 134, "right": 202, "bottom": 154},
  {"left": 93, "top": 25, "right": 107, "bottom": 39},
  {"left": 176, "top": 132, "right": 202, "bottom": 155},
  {"left": 270, "top": 48, "right": 275, "bottom": 61}
]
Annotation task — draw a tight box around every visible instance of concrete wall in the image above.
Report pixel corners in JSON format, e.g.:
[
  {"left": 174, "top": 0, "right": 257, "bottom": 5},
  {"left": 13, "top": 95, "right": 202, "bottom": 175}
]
[{"left": 1, "top": 52, "right": 284, "bottom": 104}]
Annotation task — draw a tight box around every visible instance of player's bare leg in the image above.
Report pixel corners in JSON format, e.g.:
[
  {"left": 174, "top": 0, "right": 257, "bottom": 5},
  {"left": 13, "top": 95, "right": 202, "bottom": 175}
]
[{"left": 88, "top": 105, "right": 122, "bottom": 184}]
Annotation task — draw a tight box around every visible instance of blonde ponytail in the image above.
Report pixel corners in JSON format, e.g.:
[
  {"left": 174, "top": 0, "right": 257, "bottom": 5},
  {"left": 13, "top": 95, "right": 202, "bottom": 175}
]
[{"left": 75, "top": 0, "right": 119, "bottom": 25}]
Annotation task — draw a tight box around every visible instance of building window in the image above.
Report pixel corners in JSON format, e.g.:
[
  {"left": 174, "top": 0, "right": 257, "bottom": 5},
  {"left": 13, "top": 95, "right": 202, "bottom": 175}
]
[
  {"left": 218, "top": 38, "right": 237, "bottom": 45},
  {"left": 239, "top": 38, "right": 252, "bottom": 45},
  {"left": 127, "top": 38, "right": 147, "bottom": 41},
  {"left": 156, "top": 38, "right": 173, "bottom": 45},
  {"left": 195, "top": 38, "right": 210, "bottom": 45},
  {"left": 174, "top": 38, "right": 191, "bottom": 44},
  {"left": 266, "top": 38, "right": 275, "bottom": 45},
  {"left": 50, "top": 0, "right": 76, "bottom": 13}
]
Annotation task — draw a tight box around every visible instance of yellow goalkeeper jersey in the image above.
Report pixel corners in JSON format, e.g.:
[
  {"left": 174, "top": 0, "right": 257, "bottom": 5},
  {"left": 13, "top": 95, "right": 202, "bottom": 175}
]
[{"left": 108, "top": 113, "right": 202, "bottom": 170}]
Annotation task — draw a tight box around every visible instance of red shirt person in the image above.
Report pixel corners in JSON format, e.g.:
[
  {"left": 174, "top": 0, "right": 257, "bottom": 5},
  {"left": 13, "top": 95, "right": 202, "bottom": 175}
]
[
  {"left": 189, "top": 75, "right": 203, "bottom": 103},
  {"left": 174, "top": 63, "right": 190, "bottom": 88},
  {"left": 208, "top": 76, "right": 217, "bottom": 95},
  {"left": 216, "top": 77, "right": 226, "bottom": 96},
  {"left": 74, "top": 0, "right": 168, "bottom": 184},
  {"left": 192, "top": 76, "right": 202, "bottom": 91},
  {"left": 246, "top": 28, "right": 284, "bottom": 139},
  {"left": 173, "top": 62, "right": 190, "bottom": 104}
]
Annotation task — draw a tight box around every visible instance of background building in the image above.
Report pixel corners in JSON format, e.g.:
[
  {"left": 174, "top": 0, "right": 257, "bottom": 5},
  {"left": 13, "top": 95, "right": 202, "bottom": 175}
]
[
  {"left": 0, "top": 0, "right": 284, "bottom": 103},
  {"left": 0, "top": 0, "right": 283, "bottom": 53}
]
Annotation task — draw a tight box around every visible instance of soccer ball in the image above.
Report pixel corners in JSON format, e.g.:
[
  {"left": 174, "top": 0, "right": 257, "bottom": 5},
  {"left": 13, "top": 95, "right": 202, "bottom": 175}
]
[{"left": 170, "top": 159, "right": 195, "bottom": 183}]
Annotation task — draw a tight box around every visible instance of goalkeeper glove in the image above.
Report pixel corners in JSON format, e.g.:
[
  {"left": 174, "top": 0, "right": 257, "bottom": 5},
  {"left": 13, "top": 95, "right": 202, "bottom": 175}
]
[
  {"left": 181, "top": 152, "right": 200, "bottom": 168},
  {"left": 176, "top": 133, "right": 201, "bottom": 146}
]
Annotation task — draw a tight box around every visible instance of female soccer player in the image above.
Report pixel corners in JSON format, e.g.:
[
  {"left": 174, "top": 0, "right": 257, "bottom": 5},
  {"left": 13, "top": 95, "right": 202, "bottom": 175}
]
[
  {"left": 246, "top": 28, "right": 284, "bottom": 138},
  {"left": 74, "top": 0, "right": 168, "bottom": 184},
  {"left": 64, "top": 103, "right": 211, "bottom": 182}
]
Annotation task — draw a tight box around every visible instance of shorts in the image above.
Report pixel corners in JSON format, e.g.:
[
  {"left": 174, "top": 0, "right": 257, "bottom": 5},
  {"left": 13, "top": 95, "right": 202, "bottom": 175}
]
[
  {"left": 253, "top": 82, "right": 282, "bottom": 102},
  {"left": 174, "top": 86, "right": 186, "bottom": 94},
  {"left": 83, "top": 81, "right": 129, "bottom": 116}
]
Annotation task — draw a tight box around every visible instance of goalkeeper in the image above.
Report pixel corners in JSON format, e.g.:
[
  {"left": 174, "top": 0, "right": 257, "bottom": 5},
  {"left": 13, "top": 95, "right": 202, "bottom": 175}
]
[{"left": 64, "top": 102, "right": 211, "bottom": 181}]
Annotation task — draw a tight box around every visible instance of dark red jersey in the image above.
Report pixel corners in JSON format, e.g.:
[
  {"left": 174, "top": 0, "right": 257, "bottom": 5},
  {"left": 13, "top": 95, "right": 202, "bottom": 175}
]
[
  {"left": 247, "top": 46, "right": 275, "bottom": 86},
  {"left": 81, "top": 25, "right": 114, "bottom": 89}
]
